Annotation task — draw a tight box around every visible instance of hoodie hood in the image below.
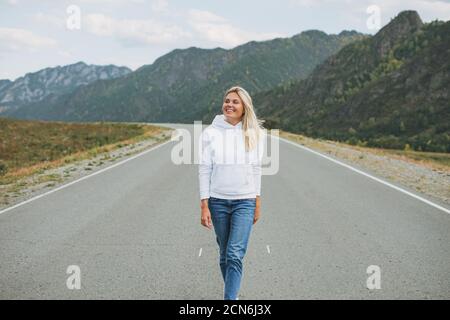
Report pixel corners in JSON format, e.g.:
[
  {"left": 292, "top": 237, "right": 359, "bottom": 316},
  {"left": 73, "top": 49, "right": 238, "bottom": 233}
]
[{"left": 212, "top": 114, "right": 242, "bottom": 130}]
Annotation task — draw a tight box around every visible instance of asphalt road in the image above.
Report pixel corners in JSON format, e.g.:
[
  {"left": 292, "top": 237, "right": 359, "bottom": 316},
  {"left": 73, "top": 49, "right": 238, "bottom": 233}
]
[{"left": 0, "top": 123, "right": 449, "bottom": 299}]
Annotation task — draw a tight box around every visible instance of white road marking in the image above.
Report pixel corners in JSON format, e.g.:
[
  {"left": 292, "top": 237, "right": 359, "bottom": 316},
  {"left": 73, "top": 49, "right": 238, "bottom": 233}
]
[
  {"left": 266, "top": 245, "right": 271, "bottom": 254},
  {"left": 198, "top": 248, "right": 203, "bottom": 257},
  {"left": 276, "top": 135, "right": 450, "bottom": 215},
  {"left": 0, "top": 136, "right": 176, "bottom": 216}
]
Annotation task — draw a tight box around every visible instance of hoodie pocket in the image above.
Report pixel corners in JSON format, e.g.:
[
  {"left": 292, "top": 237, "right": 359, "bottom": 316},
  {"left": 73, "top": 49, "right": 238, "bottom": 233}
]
[{"left": 211, "top": 164, "right": 253, "bottom": 195}]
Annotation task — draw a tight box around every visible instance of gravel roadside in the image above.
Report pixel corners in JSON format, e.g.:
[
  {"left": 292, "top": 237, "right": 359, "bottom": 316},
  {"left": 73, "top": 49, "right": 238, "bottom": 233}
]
[{"left": 279, "top": 130, "right": 450, "bottom": 206}]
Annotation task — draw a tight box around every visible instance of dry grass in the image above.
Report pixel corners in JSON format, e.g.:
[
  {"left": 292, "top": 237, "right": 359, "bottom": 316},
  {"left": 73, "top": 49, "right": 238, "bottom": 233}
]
[{"left": 0, "top": 117, "right": 171, "bottom": 185}]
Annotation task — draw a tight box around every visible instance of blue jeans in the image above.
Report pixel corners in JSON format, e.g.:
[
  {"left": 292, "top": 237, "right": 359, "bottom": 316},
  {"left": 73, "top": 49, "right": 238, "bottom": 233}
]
[{"left": 208, "top": 196, "right": 256, "bottom": 300}]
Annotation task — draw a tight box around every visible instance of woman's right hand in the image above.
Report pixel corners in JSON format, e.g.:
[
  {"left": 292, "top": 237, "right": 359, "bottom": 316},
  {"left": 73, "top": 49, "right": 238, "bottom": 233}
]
[{"left": 200, "top": 200, "right": 212, "bottom": 229}]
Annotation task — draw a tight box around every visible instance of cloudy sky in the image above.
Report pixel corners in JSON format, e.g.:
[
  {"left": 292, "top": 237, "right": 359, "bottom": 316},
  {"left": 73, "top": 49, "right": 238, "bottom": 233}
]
[{"left": 1, "top": 0, "right": 449, "bottom": 80}]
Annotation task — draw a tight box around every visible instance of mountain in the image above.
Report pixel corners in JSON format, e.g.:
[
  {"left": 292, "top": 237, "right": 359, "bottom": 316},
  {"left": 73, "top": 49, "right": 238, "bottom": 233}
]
[
  {"left": 0, "top": 80, "right": 12, "bottom": 91},
  {"left": 0, "top": 80, "right": 12, "bottom": 113},
  {"left": 6, "top": 30, "right": 366, "bottom": 122},
  {"left": 0, "top": 62, "right": 131, "bottom": 115},
  {"left": 255, "top": 11, "right": 449, "bottom": 152}
]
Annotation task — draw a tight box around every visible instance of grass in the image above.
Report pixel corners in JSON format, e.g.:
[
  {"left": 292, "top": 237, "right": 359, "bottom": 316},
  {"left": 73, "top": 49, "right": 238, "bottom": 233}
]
[
  {"left": 0, "top": 117, "right": 172, "bottom": 185},
  {"left": 380, "top": 149, "right": 450, "bottom": 168},
  {"left": 34, "top": 173, "right": 63, "bottom": 184}
]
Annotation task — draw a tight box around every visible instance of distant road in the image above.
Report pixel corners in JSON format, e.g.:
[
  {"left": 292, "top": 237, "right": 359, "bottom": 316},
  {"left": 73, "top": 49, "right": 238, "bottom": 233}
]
[{"left": 0, "top": 123, "right": 449, "bottom": 299}]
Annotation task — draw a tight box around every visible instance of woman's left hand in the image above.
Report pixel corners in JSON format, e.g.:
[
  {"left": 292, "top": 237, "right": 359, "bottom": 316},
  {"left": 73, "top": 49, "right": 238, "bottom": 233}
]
[{"left": 253, "top": 196, "right": 261, "bottom": 225}]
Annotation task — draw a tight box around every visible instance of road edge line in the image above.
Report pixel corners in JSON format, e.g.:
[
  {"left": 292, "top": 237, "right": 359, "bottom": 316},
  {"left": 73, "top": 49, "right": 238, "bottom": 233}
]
[
  {"left": 276, "top": 135, "right": 450, "bottom": 215},
  {"left": 0, "top": 135, "right": 176, "bottom": 216}
]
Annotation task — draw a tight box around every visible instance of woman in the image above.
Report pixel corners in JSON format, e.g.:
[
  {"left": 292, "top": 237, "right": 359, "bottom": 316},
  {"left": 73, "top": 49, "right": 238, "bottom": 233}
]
[{"left": 198, "top": 86, "right": 265, "bottom": 300}]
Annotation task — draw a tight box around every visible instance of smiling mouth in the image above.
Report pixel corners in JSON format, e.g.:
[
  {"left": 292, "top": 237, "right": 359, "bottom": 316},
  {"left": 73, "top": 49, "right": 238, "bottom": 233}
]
[{"left": 225, "top": 107, "right": 235, "bottom": 112}]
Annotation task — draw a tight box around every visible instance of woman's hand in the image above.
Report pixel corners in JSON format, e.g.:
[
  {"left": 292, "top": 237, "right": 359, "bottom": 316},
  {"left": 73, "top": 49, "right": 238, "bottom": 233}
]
[
  {"left": 253, "top": 196, "right": 261, "bottom": 225},
  {"left": 200, "top": 199, "right": 212, "bottom": 229}
]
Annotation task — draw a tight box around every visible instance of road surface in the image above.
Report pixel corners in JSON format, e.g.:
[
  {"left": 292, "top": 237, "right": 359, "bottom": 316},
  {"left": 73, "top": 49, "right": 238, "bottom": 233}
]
[{"left": 0, "top": 123, "right": 449, "bottom": 299}]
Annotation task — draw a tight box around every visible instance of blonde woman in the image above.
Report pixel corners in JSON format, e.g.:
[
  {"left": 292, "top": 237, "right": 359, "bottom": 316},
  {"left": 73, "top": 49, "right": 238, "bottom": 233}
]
[{"left": 198, "top": 86, "right": 265, "bottom": 300}]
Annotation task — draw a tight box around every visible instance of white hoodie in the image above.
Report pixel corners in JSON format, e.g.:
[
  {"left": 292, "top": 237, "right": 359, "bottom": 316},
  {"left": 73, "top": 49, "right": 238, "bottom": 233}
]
[{"left": 198, "top": 114, "right": 264, "bottom": 200}]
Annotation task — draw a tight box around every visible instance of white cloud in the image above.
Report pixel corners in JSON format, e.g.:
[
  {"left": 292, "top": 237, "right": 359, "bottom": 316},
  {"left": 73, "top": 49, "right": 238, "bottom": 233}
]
[
  {"left": 33, "top": 12, "right": 66, "bottom": 28},
  {"left": 188, "top": 9, "right": 228, "bottom": 23},
  {"left": 79, "top": 0, "right": 145, "bottom": 3},
  {"left": 187, "top": 9, "right": 286, "bottom": 48},
  {"left": 288, "top": 0, "right": 321, "bottom": 6},
  {"left": 288, "top": 0, "right": 450, "bottom": 21},
  {"left": 0, "top": 27, "right": 57, "bottom": 52},
  {"left": 151, "top": 0, "right": 169, "bottom": 13},
  {"left": 288, "top": 0, "right": 351, "bottom": 7},
  {"left": 84, "top": 13, "right": 192, "bottom": 45},
  {"left": 57, "top": 49, "right": 74, "bottom": 58}
]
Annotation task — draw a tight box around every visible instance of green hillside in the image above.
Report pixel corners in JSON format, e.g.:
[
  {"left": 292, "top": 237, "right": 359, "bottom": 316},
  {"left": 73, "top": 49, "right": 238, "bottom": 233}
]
[
  {"left": 256, "top": 11, "right": 450, "bottom": 152},
  {"left": 8, "top": 30, "right": 366, "bottom": 123}
]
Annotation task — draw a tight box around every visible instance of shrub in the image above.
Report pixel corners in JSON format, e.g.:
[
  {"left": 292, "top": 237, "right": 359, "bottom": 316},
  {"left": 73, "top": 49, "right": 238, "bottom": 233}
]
[{"left": 0, "top": 161, "right": 7, "bottom": 176}]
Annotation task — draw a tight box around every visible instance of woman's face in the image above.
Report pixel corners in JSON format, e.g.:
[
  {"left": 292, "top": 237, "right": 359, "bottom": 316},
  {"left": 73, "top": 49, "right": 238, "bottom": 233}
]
[{"left": 222, "top": 91, "right": 245, "bottom": 123}]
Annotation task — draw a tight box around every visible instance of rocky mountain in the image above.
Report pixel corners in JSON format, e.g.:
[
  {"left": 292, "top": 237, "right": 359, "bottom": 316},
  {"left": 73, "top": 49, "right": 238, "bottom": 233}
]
[
  {"left": 0, "top": 62, "right": 131, "bottom": 115},
  {"left": 255, "top": 11, "right": 449, "bottom": 152},
  {"left": 0, "top": 80, "right": 12, "bottom": 91},
  {"left": 6, "top": 30, "right": 366, "bottom": 123}
]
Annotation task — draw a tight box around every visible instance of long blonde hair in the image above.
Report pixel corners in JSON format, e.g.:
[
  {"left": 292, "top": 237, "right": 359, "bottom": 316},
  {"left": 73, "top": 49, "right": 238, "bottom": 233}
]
[{"left": 224, "top": 86, "right": 265, "bottom": 152}]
